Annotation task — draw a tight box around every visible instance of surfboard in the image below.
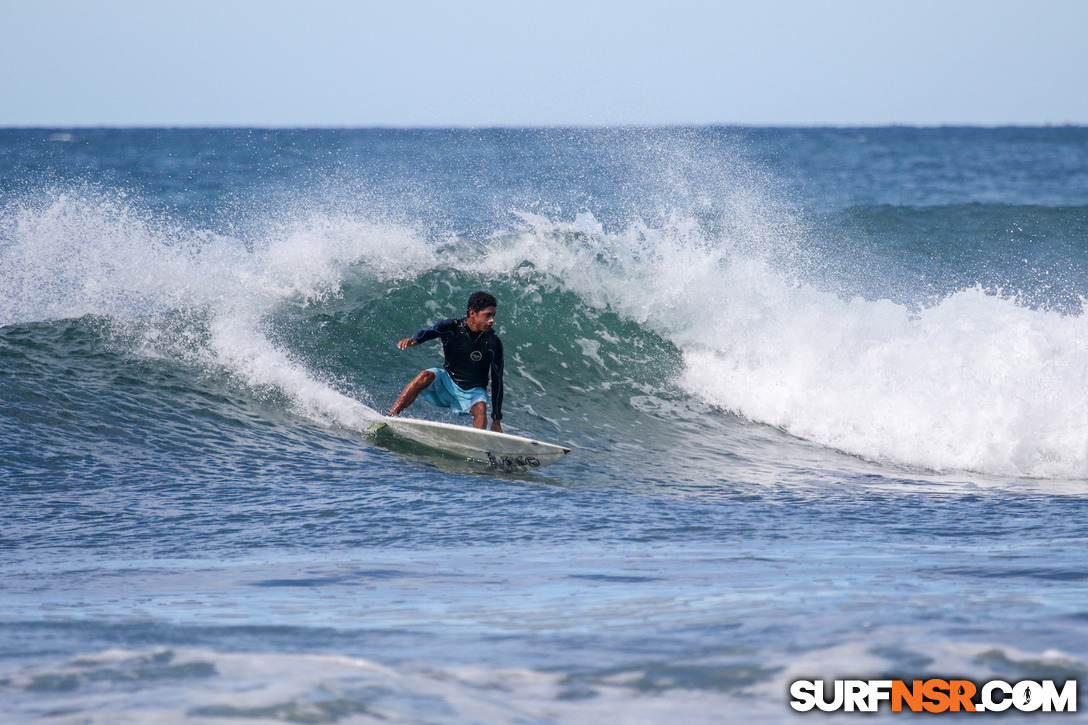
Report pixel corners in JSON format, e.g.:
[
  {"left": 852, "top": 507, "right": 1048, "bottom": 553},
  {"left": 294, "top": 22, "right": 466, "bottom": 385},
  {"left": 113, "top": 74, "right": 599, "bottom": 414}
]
[{"left": 367, "top": 417, "right": 571, "bottom": 470}]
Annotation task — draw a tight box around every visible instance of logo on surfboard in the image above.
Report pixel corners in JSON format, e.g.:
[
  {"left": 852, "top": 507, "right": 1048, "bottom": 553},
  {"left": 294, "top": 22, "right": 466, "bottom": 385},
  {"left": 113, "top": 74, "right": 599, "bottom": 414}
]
[{"left": 487, "top": 452, "right": 541, "bottom": 469}]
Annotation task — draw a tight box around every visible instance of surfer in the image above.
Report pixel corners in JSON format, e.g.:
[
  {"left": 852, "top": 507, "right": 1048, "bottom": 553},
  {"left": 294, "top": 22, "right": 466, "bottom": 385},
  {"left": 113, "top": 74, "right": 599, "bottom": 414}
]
[{"left": 389, "top": 291, "right": 504, "bottom": 432}]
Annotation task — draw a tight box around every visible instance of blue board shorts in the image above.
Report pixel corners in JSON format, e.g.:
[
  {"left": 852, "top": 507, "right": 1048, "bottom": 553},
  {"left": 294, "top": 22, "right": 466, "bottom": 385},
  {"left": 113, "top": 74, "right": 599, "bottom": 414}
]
[{"left": 419, "top": 368, "right": 489, "bottom": 415}]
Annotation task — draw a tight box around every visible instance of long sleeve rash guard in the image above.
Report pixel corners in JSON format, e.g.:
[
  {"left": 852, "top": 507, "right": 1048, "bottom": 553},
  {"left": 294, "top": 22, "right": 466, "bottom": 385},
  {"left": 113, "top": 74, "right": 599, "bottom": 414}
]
[{"left": 412, "top": 317, "right": 505, "bottom": 421}]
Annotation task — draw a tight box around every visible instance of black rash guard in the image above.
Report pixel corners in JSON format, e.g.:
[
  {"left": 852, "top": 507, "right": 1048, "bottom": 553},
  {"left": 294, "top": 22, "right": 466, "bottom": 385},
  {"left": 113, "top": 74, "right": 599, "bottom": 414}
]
[{"left": 412, "top": 317, "right": 505, "bottom": 421}]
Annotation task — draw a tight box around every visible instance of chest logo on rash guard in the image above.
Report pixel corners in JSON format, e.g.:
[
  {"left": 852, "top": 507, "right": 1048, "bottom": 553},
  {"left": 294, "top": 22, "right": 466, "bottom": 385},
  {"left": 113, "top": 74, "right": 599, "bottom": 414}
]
[{"left": 470, "top": 351, "right": 483, "bottom": 362}]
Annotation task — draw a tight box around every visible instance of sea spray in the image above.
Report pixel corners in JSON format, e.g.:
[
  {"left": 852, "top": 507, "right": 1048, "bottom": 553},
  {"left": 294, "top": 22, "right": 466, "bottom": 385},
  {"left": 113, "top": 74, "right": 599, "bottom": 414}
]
[{"left": 0, "top": 190, "right": 439, "bottom": 428}]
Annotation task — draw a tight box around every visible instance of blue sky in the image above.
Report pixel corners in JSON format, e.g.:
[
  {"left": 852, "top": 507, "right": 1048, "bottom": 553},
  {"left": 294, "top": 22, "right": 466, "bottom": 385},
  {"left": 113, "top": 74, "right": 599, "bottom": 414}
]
[{"left": 2, "top": 0, "right": 1086, "bottom": 127}]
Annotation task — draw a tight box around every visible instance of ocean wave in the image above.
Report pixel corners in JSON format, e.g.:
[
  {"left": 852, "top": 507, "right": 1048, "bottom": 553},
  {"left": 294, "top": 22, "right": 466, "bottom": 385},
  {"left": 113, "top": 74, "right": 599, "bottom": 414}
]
[
  {"left": 4, "top": 188, "right": 1088, "bottom": 479},
  {"left": 449, "top": 213, "right": 1088, "bottom": 479}
]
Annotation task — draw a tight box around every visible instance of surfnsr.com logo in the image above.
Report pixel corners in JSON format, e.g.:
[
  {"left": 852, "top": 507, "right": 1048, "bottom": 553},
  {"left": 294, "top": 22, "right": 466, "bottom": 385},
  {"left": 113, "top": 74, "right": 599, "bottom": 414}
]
[{"left": 790, "top": 679, "right": 1077, "bottom": 713}]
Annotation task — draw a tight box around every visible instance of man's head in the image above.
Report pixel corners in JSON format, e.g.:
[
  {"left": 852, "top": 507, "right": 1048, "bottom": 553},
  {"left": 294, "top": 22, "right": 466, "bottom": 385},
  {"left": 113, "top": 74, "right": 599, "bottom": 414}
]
[
  {"left": 466, "top": 291, "right": 497, "bottom": 333},
  {"left": 467, "top": 291, "right": 497, "bottom": 314}
]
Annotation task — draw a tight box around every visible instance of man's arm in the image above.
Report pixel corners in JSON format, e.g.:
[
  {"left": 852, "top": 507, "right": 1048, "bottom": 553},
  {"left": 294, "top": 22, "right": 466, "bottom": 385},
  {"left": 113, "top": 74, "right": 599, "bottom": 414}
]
[
  {"left": 489, "top": 339, "right": 504, "bottom": 433},
  {"left": 397, "top": 319, "right": 454, "bottom": 351}
]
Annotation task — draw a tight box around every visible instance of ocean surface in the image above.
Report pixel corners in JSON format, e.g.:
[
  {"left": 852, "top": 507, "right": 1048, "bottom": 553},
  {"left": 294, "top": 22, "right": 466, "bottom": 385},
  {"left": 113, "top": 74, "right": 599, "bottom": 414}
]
[{"left": 2, "top": 126, "right": 1088, "bottom": 723}]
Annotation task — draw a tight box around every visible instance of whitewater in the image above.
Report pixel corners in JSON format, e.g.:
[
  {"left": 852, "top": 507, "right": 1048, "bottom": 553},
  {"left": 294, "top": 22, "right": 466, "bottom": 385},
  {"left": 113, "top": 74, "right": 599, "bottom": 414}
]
[{"left": 2, "top": 127, "right": 1087, "bottom": 723}]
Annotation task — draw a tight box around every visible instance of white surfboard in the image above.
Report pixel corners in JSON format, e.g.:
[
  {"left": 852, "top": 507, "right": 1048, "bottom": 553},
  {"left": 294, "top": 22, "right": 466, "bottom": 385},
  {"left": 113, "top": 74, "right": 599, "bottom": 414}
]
[{"left": 367, "top": 417, "right": 571, "bottom": 470}]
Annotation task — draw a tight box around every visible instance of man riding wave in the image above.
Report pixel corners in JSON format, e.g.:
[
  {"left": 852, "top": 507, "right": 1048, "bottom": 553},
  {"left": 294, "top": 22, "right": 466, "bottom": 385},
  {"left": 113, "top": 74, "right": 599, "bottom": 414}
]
[{"left": 389, "top": 291, "right": 504, "bottom": 432}]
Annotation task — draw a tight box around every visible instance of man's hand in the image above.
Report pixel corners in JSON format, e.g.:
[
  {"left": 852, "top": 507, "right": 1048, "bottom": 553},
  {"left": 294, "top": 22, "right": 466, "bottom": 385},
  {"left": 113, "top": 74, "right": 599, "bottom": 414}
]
[
  {"left": 397, "top": 337, "right": 418, "bottom": 351},
  {"left": 490, "top": 420, "right": 503, "bottom": 433}
]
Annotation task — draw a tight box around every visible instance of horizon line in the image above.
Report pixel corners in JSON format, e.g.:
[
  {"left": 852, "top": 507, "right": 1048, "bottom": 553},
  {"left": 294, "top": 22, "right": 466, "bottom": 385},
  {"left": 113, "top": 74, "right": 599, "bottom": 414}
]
[{"left": 2, "top": 121, "right": 1086, "bottom": 132}]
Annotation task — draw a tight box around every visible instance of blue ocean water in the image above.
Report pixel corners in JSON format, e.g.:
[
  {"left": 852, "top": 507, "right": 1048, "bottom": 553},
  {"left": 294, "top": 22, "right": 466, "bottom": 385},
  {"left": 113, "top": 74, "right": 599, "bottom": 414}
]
[{"left": 2, "top": 127, "right": 1088, "bottom": 723}]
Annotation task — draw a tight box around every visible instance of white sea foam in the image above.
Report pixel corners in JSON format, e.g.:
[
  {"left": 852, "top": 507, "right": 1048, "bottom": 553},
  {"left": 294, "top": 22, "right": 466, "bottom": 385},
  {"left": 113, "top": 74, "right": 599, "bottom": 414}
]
[
  {"left": 0, "top": 648, "right": 772, "bottom": 724},
  {"left": 2, "top": 640, "right": 1078, "bottom": 724},
  {"left": 680, "top": 284, "right": 1088, "bottom": 479}
]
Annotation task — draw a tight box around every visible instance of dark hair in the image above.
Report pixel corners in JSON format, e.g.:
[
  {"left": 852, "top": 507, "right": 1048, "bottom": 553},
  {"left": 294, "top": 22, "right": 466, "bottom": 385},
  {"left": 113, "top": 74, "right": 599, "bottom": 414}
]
[{"left": 467, "top": 291, "right": 497, "bottom": 314}]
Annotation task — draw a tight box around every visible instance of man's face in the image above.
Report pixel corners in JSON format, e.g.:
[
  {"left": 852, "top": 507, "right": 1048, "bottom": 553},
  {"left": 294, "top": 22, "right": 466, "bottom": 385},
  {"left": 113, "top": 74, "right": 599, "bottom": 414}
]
[{"left": 467, "top": 306, "right": 496, "bottom": 333}]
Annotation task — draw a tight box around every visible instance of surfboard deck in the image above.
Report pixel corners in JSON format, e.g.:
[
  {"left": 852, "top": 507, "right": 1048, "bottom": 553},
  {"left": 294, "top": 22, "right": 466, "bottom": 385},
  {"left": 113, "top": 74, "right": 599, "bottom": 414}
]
[{"left": 367, "top": 417, "right": 571, "bottom": 471}]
